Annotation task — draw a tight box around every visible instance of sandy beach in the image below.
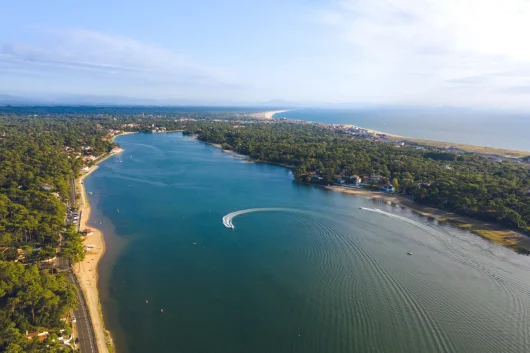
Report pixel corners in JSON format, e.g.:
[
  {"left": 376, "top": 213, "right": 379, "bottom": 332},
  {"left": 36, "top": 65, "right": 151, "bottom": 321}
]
[
  {"left": 72, "top": 132, "right": 136, "bottom": 353},
  {"left": 210, "top": 143, "right": 249, "bottom": 159},
  {"left": 251, "top": 110, "right": 290, "bottom": 120},
  {"left": 340, "top": 123, "right": 399, "bottom": 137},
  {"left": 326, "top": 185, "right": 530, "bottom": 253},
  {"left": 74, "top": 165, "right": 111, "bottom": 353}
]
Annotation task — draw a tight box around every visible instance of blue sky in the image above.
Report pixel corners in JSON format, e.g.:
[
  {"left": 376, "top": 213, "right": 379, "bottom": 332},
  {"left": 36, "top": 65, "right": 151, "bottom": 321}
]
[{"left": 2, "top": 0, "right": 530, "bottom": 107}]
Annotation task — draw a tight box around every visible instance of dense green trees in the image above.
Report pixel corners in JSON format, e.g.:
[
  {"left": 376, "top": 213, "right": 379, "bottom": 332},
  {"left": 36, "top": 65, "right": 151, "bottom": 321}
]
[
  {"left": 194, "top": 122, "right": 530, "bottom": 233},
  {"left": 61, "top": 227, "right": 85, "bottom": 264},
  {"left": 0, "top": 113, "right": 118, "bottom": 351},
  {"left": 0, "top": 261, "right": 76, "bottom": 352},
  {"left": 0, "top": 107, "right": 529, "bottom": 350}
]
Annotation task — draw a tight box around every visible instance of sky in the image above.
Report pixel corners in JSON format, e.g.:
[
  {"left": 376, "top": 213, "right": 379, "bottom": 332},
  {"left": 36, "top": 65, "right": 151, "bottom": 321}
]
[{"left": 1, "top": 0, "right": 530, "bottom": 108}]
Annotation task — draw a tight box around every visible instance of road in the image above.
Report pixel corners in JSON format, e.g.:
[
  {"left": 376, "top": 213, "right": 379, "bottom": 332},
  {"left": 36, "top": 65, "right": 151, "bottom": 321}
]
[{"left": 56, "top": 257, "right": 98, "bottom": 353}]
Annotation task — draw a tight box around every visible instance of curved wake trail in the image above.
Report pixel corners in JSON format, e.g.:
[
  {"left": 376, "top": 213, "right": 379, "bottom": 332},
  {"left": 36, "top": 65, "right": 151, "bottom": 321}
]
[
  {"left": 222, "top": 208, "right": 297, "bottom": 228},
  {"left": 360, "top": 207, "right": 434, "bottom": 232}
]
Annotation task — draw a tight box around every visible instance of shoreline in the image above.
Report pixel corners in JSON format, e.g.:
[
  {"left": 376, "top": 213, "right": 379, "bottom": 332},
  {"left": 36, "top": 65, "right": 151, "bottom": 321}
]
[
  {"left": 201, "top": 135, "right": 530, "bottom": 253},
  {"left": 250, "top": 110, "right": 291, "bottom": 120},
  {"left": 75, "top": 166, "right": 110, "bottom": 353},
  {"left": 73, "top": 132, "right": 137, "bottom": 353},
  {"left": 248, "top": 110, "right": 529, "bottom": 158},
  {"left": 325, "top": 185, "right": 530, "bottom": 254},
  {"left": 329, "top": 123, "right": 529, "bottom": 159}
]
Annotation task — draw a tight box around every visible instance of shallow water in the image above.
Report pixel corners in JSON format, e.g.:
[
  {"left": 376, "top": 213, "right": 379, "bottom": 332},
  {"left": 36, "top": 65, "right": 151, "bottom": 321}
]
[{"left": 84, "top": 132, "right": 530, "bottom": 353}]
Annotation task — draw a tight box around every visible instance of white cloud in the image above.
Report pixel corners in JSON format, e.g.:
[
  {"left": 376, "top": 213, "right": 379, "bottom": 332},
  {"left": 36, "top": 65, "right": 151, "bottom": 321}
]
[
  {"left": 0, "top": 28, "right": 239, "bottom": 98},
  {"left": 317, "top": 0, "right": 530, "bottom": 106}
]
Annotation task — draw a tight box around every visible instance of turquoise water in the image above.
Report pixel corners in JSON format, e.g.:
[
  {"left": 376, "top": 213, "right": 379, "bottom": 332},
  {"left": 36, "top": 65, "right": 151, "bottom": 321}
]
[
  {"left": 85, "top": 132, "right": 530, "bottom": 353},
  {"left": 276, "top": 108, "right": 530, "bottom": 151}
]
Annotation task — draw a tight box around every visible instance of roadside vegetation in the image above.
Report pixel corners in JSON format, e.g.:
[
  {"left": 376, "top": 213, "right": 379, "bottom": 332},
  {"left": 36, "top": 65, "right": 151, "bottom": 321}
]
[{"left": 0, "top": 114, "right": 113, "bottom": 352}]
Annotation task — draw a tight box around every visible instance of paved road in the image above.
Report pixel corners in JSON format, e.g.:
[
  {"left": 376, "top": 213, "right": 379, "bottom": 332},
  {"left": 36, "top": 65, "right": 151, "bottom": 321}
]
[{"left": 57, "top": 258, "right": 98, "bottom": 353}]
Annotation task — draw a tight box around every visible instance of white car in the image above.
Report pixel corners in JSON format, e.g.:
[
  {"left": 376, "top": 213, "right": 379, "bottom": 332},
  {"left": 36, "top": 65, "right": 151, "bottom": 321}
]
[{"left": 72, "top": 316, "right": 76, "bottom": 323}]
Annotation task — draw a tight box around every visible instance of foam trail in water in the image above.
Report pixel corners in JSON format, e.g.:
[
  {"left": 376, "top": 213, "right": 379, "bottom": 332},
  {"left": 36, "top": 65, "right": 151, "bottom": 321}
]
[
  {"left": 222, "top": 208, "right": 297, "bottom": 229},
  {"left": 360, "top": 207, "right": 433, "bottom": 232}
]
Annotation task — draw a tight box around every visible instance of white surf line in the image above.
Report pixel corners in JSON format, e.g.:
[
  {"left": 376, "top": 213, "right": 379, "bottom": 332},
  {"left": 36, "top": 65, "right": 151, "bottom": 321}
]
[{"left": 222, "top": 208, "right": 298, "bottom": 229}]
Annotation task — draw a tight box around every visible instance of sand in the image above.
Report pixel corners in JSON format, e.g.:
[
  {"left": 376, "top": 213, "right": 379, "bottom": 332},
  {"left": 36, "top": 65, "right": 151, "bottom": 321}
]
[
  {"left": 74, "top": 165, "right": 111, "bottom": 353},
  {"left": 326, "top": 185, "right": 530, "bottom": 253},
  {"left": 250, "top": 110, "right": 290, "bottom": 120},
  {"left": 72, "top": 133, "right": 136, "bottom": 353}
]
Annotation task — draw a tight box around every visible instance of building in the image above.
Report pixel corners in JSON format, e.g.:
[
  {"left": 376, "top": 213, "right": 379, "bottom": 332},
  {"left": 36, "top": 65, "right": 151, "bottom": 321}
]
[
  {"left": 25, "top": 331, "right": 48, "bottom": 342},
  {"left": 349, "top": 175, "right": 362, "bottom": 185},
  {"left": 379, "top": 185, "right": 395, "bottom": 193}
]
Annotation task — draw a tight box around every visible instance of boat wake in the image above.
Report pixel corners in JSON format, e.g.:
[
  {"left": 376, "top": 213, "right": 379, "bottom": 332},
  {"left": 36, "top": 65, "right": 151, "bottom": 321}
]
[
  {"left": 222, "top": 208, "right": 298, "bottom": 229},
  {"left": 360, "top": 207, "right": 430, "bottom": 231}
]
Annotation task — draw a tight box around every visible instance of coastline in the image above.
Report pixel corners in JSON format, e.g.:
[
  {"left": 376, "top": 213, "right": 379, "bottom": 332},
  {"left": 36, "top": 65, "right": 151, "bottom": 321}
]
[
  {"left": 325, "top": 185, "right": 530, "bottom": 254},
  {"left": 75, "top": 166, "right": 110, "bottom": 353},
  {"left": 201, "top": 135, "right": 530, "bottom": 253},
  {"left": 251, "top": 110, "right": 291, "bottom": 120},
  {"left": 73, "top": 132, "right": 136, "bottom": 353},
  {"left": 209, "top": 143, "right": 249, "bottom": 159},
  {"left": 329, "top": 123, "right": 529, "bottom": 158}
]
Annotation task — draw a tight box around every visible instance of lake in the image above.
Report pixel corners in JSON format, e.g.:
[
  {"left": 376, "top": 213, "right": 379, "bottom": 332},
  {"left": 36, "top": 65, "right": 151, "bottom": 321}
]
[
  {"left": 85, "top": 132, "right": 530, "bottom": 353},
  {"left": 276, "top": 108, "right": 530, "bottom": 151}
]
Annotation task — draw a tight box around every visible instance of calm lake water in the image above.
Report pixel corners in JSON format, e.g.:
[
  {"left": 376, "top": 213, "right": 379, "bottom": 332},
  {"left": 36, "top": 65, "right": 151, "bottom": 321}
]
[
  {"left": 276, "top": 108, "right": 530, "bottom": 151},
  {"left": 85, "top": 132, "right": 530, "bottom": 353}
]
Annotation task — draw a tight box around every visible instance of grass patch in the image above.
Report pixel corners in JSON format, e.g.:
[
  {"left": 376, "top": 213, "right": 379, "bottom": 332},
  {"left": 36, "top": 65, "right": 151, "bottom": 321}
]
[{"left": 452, "top": 222, "right": 518, "bottom": 246}]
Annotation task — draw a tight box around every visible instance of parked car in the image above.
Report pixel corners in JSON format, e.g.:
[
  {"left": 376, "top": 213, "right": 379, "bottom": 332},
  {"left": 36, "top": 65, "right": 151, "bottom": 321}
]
[{"left": 72, "top": 316, "right": 76, "bottom": 323}]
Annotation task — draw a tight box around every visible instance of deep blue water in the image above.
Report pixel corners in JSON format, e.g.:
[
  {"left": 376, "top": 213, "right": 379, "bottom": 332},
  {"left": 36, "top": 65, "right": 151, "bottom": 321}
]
[
  {"left": 85, "top": 132, "right": 530, "bottom": 353},
  {"left": 276, "top": 108, "right": 530, "bottom": 151}
]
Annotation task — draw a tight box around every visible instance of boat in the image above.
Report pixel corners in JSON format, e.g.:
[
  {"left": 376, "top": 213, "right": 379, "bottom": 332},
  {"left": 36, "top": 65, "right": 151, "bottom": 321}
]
[{"left": 407, "top": 252, "right": 412, "bottom": 255}]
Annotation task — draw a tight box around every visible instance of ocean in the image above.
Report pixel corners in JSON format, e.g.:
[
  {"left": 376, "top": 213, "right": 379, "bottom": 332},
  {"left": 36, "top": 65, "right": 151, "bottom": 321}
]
[
  {"left": 85, "top": 132, "right": 530, "bottom": 353},
  {"left": 275, "top": 108, "right": 530, "bottom": 151}
]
